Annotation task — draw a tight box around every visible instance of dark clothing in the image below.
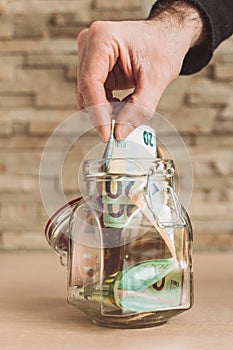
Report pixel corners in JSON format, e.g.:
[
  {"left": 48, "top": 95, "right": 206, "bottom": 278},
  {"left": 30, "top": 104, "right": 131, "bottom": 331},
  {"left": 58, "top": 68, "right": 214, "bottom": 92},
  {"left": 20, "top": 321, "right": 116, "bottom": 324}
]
[{"left": 150, "top": 0, "right": 233, "bottom": 74}]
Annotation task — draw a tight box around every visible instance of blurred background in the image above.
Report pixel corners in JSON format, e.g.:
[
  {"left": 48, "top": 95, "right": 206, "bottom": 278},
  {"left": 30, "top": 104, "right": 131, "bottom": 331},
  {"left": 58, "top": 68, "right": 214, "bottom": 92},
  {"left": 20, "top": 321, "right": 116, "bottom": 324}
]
[{"left": 0, "top": 0, "right": 232, "bottom": 252}]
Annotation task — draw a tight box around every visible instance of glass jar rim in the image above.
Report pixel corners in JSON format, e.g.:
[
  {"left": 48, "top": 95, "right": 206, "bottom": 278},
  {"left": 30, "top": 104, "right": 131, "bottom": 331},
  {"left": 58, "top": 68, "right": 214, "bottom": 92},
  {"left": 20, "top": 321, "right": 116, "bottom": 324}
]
[{"left": 82, "top": 158, "right": 174, "bottom": 178}]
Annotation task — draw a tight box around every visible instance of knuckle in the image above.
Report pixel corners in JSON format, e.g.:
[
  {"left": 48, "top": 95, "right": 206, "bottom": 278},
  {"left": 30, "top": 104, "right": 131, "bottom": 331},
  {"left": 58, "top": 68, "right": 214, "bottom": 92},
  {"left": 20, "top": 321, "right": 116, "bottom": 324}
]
[
  {"left": 78, "top": 76, "right": 91, "bottom": 91},
  {"left": 77, "top": 28, "right": 88, "bottom": 46},
  {"left": 88, "top": 21, "right": 112, "bottom": 38}
]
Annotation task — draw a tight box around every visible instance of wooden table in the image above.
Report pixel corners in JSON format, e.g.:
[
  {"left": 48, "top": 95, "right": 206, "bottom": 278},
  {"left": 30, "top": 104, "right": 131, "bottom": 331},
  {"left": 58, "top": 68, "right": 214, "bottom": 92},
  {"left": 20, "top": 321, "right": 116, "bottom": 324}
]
[{"left": 0, "top": 251, "right": 232, "bottom": 350}]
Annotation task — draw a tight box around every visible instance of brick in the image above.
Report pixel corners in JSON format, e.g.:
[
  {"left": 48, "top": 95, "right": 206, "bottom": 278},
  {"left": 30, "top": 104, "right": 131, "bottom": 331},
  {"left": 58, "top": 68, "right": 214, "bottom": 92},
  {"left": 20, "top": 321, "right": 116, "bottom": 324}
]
[
  {"left": 189, "top": 190, "right": 205, "bottom": 203},
  {"left": 0, "top": 201, "right": 39, "bottom": 226},
  {"left": 0, "top": 162, "right": 5, "bottom": 174},
  {"left": 213, "top": 120, "right": 233, "bottom": 134},
  {"left": 195, "top": 135, "right": 233, "bottom": 147},
  {"left": 0, "top": 108, "right": 76, "bottom": 124},
  {"left": 50, "top": 13, "right": 77, "bottom": 26},
  {"left": 0, "top": 121, "right": 13, "bottom": 136},
  {"left": 0, "top": 39, "right": 76, "bottom": 54},
  {"left": 192, "top": 161, "right": 216, "bottom": 178},
  {"left": 220, "top": 105, "right": 233, "bottom": 120},
  {"left": 191, "top": 148, "right": 233, "bottom": 178},
  {"left": 213, "top": 159, "right": 233, "bottom": 177},
  {"left": 29, "top": 111, "right": 91, "bottom": 135},
  {"left": 62, "top": 175, "right": 80, "bottom": 193},
  {"left": 186, "top": 88, "right": 231, "bottom": 106},
  {"left": 193, "top": 177, "right": 227, "bottom": 192},
  {"left": 0, "top": 135, "right": 74, "bottom": 150},
  {"left": 192, "top": 64, "right": 214, "bottom": 79},
  {"left": 29, "top": 113, "right": 87, "bottom": 138},
  {"left": 0, "top": 55, "right": 24, "bottom": 65},
  {"left": 226, "top": 189, "right": 233, "bottom": 201},
  {"left": 0, "top": 82, "right": 33, "bottom": 95},
  {"left": 157, "top": 92, "right": 185, "bottom": 112},
  {"left": 214, "top": 63, "right": 233, "bottom": 80},
  {"left": 26, "top": 54, "right": 77, "bottom": 69},
  {"left": 2, "top": 232, "right": 49, "bottom": 250},
  {"left": 0, "top": 57, "right": 24, "bottom": 92},
  {"left": 189, "top": 146, "right": 233, "bottom": 163},
  {"left": 50, "top": 12, "right": 91, "bottom": 26},
  {"left": 94, "top": 0, "right": 141, "bottom": 10},
  {"left": 226, "top": 178, "right": 233, "bottom": 189},
  {"left": 62, "top": 135, "right": 100, "bottom": 191},
  {"left": 6, "top": 1, "right": 92, "bottom": 22},
  {"left": 38, "top": 152, "right": 66, "bottom": 177},
  {"left": 0, "top": 15, "right": 14, "bottom": 38},
  {"left": 0, "top": 2, "right": 6, "bottom": 14},
  {"left": 16, "top": 68, "right": 76, "bottom": 107},
  {"left": 142, "top": 0, "right": 158, "bottom": 16},
  {"left": 49, "top": 26, "right": 85, "bottom": 38},
  {"left": 65, "top": 65, "right": 76, "bottom": 80},
  {"left": 0, "top": 174, "right": 39, "bottom": 193},
  {"left": 0, "top": 63, "right": 15, "bottom": 81},
  {"left": 153, "top": 107, "right": 218, "bottom": 134},
  {"left": 193, "top": 220, "right": 233, "bottom": 235},
  {"left": 14, "top": 14, "right": 46, "bottom": 39},
  {"left": 91, "top": 10, "right": 142, "bottom": 21},
  {"left": 214, "top": 37, "right": 233, "bottom": 62},
  {"left": 0, "top": 151, "right": 41, "bottom": 176},
  {"left": 12, "top": 121, "right": 29, "bottom": 134},
  {"left": 39, "top": 176, "right": 76, "bottom": 218},
  {"left": 29, "top": 121, "right": 65, "bottom": 135},
  {"left": 189, "top": 202, "right": 232, "bottom": 219},
  {"left": 0, "top": 69, "right": 76, "bottom": 108},
  {"left": 157, "top": 76, "right": 192, "bottom": 110},
  {"left": 0, "top": 94, "right": 34, "bottom": 107},
  {"left": 194, "top": 233, "right": 233, "bottom": 251},
  {"left": 205, "top": 189, "right": 228, "bottom": 202}
]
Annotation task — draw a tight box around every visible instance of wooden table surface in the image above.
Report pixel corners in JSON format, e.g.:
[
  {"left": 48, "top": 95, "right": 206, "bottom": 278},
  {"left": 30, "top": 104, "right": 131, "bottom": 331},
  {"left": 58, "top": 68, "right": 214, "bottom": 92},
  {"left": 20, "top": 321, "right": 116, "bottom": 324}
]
[{"left": 0, "top": 251, "right": 232, "bottom": 350}]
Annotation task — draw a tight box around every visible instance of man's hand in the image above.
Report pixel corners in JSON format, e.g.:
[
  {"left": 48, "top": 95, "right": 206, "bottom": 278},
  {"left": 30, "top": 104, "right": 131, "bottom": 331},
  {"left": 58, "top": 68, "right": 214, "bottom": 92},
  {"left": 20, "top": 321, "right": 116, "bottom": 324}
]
[{"left": 76, "top": 1, "right": 204, "bottom": 141}]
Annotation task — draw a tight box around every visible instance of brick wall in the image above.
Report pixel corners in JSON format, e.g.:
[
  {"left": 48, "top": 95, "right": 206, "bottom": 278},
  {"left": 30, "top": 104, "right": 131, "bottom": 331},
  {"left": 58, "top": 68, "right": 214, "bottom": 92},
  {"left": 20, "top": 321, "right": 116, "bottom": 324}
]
[{"left": 0, "top": 0, "right": 232, "bottom": 251}]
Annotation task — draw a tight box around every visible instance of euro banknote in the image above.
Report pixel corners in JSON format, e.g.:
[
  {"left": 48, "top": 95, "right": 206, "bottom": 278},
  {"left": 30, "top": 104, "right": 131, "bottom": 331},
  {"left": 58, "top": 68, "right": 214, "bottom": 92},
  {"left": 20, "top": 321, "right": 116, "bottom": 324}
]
[{"left": 102, "top": 121, "right": 175, "bottom": 256}]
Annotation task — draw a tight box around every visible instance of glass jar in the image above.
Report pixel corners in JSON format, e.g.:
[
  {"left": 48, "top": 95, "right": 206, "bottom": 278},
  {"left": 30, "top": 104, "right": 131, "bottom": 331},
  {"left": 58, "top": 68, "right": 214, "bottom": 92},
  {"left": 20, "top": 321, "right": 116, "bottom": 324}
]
[{"left": 45, "top": 158, "right": 193, "bottom": 328}]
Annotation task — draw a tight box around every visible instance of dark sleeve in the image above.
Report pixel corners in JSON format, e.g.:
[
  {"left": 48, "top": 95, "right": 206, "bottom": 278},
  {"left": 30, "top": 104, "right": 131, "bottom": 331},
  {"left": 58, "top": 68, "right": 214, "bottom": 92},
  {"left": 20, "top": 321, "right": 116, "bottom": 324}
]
[{"left": 149, "top": 0, "right": 233, "bottom": 75}]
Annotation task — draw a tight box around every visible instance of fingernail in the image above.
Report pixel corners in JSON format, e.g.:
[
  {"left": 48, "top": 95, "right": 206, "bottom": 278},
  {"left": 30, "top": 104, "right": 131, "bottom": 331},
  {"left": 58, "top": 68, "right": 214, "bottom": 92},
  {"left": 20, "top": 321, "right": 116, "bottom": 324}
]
[
  {"left": 97, "top": 126, "right": 111, "bottom": 142},
  {"left": 115, "top": 124, "right": 134, "bottom": 141}
]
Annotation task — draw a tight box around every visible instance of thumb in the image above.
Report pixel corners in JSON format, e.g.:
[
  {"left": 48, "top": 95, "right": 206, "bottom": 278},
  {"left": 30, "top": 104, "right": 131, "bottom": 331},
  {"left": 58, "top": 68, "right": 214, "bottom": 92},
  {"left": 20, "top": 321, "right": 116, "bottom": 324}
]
[{"left": 114, "top": 80, "right": 164, "bottom": 140}]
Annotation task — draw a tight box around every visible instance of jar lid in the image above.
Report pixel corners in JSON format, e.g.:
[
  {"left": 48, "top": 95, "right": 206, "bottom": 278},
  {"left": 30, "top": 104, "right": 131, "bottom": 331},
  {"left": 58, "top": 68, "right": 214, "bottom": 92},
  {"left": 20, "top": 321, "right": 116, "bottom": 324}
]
[{"left": 44, "top": 197, "right": 82, "bottom": 259}]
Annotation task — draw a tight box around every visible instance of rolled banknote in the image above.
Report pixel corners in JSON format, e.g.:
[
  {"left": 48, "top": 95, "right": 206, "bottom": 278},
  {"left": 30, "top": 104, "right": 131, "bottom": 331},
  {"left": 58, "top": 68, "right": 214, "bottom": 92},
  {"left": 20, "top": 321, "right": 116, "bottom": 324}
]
[
  {"left": 71, "top": 257, "right": 179, "bottom": 312},
  {"left": 101, "top": 121, "right": 176, "bottom": 257},
  {"left": 102, "top": 121, "right": 158, "bottom": 228}
]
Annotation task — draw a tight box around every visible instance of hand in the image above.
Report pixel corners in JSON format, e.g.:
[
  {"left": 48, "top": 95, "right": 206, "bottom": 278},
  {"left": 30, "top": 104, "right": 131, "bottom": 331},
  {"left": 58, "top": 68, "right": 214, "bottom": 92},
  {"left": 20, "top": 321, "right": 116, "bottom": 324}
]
[{"left": 76, "top": 1, "right": 204, "bottom": 141}]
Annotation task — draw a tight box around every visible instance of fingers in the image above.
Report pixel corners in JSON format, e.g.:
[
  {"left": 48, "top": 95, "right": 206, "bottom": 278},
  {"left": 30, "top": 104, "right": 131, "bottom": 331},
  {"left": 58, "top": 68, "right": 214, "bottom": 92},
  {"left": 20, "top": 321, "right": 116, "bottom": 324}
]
[
  {"left": 114, "top": 103, "right": 154, "bottom": 140},
  {"left": 114, "top": 72, "right": 164, "bottom": 140},
  {"left": 77, "top": 22, "right": 117, "bottom": 107},
  {"left": 77, "top": 28, "right": 89, "bottom": 110},
  {"left": 76, "top": 21, "right": 175, "bottom": 142},
  {"left": 77, "top": 22, "right": 119, "bottom": 141},
  {"left": 87, "top": 104, "right": 113, "bottom": 142}
]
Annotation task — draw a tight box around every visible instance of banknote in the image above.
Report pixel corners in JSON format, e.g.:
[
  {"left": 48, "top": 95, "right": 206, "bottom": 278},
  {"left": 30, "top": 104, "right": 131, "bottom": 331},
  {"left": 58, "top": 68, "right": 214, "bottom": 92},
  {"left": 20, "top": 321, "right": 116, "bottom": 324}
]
[
  {"left": 103, "top": 119, "right": 157, "bottom": 174},
  {"left": 71, "top": 257, "right": 179, "bottom": 312},
  {"left": 102, "top": 121, "right": 176, "bottom": 254},
  {"left": 118, "top": 268, "right": 184, "bottom": 312},
  {"left": 102, "top": 121, "right": 158, "bottom": 228}
]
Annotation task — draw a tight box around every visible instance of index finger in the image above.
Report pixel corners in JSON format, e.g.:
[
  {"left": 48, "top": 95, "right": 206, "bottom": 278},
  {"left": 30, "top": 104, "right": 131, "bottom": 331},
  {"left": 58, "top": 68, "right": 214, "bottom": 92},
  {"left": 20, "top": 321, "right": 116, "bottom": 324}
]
[{"left": 77, "top": 23, "right": 119, "bottom": 141}]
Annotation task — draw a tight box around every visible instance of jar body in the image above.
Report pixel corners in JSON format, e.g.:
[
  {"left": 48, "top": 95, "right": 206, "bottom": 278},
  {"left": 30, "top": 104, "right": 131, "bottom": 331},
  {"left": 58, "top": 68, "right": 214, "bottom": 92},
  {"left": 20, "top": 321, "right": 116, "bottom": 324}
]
[{"left": 67, "top": 159, "right": 193, "bottom": 328}]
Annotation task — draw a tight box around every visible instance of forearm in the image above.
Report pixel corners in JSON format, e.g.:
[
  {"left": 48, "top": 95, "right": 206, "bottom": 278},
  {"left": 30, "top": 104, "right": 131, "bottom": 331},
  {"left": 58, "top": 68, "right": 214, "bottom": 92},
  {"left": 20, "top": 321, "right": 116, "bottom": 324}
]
[
  {"left": 149, "top": 0, "right": 205, "bottom": 48},
  {"left": 149, "top": 0, "right": 233, "bottom": 74}
]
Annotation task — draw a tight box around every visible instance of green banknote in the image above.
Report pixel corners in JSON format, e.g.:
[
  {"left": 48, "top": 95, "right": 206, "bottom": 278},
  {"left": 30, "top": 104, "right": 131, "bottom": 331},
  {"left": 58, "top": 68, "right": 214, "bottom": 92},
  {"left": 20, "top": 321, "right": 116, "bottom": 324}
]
[
  {"left": 71, "top": 258, "right": 183, "bottom": 312},
  {"left": 117, "top": 268, "right": 184, "bottom": 312}
]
